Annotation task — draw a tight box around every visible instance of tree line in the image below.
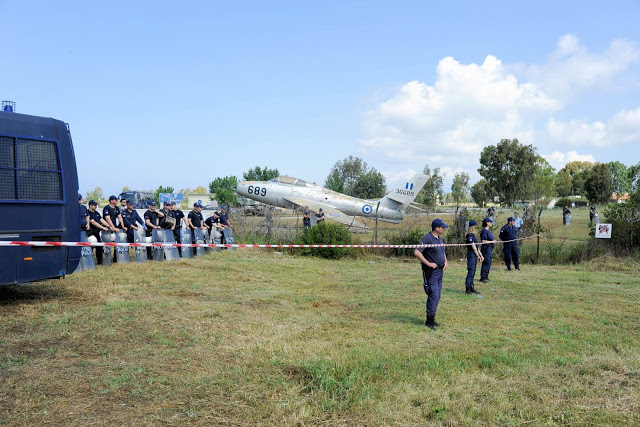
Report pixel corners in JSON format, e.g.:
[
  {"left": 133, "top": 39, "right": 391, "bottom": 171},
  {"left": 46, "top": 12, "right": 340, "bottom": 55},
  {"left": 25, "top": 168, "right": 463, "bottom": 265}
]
[{"left": 86, "top": 139, "right": 640, "bottom": 210}]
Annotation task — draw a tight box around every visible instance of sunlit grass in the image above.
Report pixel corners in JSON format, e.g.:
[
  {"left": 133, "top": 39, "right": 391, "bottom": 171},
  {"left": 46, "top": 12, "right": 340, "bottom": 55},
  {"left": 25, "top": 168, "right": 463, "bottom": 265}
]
[{"left": 1, "top": 250, "right": 639, "bottom": 425}]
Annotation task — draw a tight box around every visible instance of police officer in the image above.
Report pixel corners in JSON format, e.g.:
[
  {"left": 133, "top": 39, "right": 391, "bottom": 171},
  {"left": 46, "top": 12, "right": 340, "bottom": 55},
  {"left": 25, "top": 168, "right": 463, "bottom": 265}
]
[
  {"left": 187, "top": 203, "right": 208, "bottom": 252},
  {"left": 159, "top": 201, "right": 176, "bottom": 231},
  {"left": 479, "top": 217, "right": 497, "bottom": 283},
  {"left": 499, "top": 217, "right": 520, "bottom": 271},
  {"left": 303, "top": 206, "right": 311, "bottom": 228},
  {"left": 144, "top": 201, "right": 164, "bottom": 259},
  {"left": 171, "top": 202, "right": 185, "bottom": 256},
  {"left": 79, "top": 194, "right": 89, "bottom": 232},
  {"left": 465, "top": 220, "right": 484, "bottom": 294},
  {"left": 87, "top": 200, "right": 110, "bottom": 265},
  {"left": 316, "top": 208, "right": 325, "bottom": 223},
  {"left": 103, "top": 195, "right": 125, "bottom": 232},
  {"left": 122, "top": 200, "right": 145, "bottom": 243},
  {"left": 414, "top": 219, "right": 449, "bottom": 330}
]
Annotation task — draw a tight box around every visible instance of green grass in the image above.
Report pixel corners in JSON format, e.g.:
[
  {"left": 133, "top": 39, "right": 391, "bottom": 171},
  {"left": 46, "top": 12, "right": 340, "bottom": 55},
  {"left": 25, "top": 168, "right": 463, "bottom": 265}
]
[{"left": 1, "top": 251, "right": 639, "bottom": 425}]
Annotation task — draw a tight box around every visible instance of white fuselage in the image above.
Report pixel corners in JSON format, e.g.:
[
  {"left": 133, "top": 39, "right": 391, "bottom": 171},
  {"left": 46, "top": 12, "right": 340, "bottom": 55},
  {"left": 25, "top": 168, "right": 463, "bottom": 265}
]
[{"left": 236, "top": 179, "right": 404, "bottom": 223}]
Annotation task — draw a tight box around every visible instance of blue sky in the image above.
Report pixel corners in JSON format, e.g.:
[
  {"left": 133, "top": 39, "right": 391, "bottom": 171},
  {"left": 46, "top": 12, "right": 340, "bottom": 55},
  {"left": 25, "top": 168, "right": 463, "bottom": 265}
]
[{"left": 2, "top": 1, "right": 640, "bottom": 198}]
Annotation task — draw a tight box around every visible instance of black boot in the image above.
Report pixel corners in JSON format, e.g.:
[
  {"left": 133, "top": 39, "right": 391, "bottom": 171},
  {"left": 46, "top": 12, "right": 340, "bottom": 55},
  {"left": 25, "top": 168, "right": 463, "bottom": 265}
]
[
  {"left": 471, "top": 285, "right": 481, "bottom": 294},
  {"left": 425, "top": 315, "right": 439, "bottom": 330},
  {"left": 465, "top": 285, "right": 473, "bottom": 294}
]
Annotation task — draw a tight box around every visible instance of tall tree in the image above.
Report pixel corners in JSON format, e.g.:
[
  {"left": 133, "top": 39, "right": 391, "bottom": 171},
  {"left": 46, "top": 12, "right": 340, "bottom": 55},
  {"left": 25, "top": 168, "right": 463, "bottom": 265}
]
[
  {"left": 451, "top": 172, "right": 470, "bottom": 208},
  {"left": 478, "top": 138, "right": 538, "bottom": 206},
  {"left": 243, "top": 166, "right": 280, "bottom": 181},
  {"left": 584, "top": 163, "right": 613, "bottom": 204},
  {"left": 416, "top": 164, "right": 444, "bottom": 207},
  {"left": 531, "top": 156, "right": 556, "bottom": 206},
  {"left": 350, "top": 169, "right": 386, "bottom": 199},
  {"left": 209, "top": 176, "right": 238, "bottom": 207},
  {"left": 323, "top": 156, "right": 385, "bottom": 198},
  {"left": 607, "top": 161, "right": 630, "bottom": 195},
  {"left": 85, "top": 186, "right": 103, "bottom": 201},
  {"left": 470, "top": 179, "right": 490, "bottom": 208},
  {"left": 324, "top": 156, "right": 368, "bottom": 196},
  {"left": 555, "top": 169, "right": 572, "bottom": 197},
  {"left": 561, "top": 161, "right": 594, "bottom": 196}
]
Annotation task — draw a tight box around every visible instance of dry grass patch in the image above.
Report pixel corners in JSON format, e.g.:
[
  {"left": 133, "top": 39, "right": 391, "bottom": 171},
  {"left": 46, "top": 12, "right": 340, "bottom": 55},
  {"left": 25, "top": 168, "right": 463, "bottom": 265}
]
[{"left": 1, "top": 251, "right": 639, "bottom": 425}]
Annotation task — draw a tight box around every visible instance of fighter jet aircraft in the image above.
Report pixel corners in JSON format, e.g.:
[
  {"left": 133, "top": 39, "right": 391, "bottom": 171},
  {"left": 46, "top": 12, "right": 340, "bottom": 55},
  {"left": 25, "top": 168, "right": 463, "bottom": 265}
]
[{"left": 236, "top": 174, "right": 429, "bottom": 228}]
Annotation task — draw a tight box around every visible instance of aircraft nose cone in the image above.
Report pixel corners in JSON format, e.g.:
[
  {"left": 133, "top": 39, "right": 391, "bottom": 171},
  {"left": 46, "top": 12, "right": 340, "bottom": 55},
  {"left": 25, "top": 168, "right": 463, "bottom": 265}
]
[{"left": 236, "top": 181, "right": 249, "bottom": 196}]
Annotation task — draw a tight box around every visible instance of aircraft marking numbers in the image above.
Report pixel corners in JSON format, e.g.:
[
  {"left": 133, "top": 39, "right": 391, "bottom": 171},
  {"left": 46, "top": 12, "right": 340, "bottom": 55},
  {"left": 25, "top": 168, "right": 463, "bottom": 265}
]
[{"left": 247, "top": 185, "right": 267, "bottom": 197}]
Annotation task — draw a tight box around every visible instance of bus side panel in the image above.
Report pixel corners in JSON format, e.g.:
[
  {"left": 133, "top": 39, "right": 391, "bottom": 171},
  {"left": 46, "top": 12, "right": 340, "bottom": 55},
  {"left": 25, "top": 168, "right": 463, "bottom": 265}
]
[
  {"left": 0, "top": 247, "right": 17, "bottom": 284},
  {"left": 55, "top": 119, "right": 81, "bottom": 274}
]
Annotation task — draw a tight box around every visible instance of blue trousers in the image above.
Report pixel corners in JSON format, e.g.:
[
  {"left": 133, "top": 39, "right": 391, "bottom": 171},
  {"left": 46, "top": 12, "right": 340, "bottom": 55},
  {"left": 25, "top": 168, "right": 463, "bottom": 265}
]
[
  {"left": 465, "top": 252, "right": 477, "bottom": 287},
  {"left": 480, "top": 246, "right": 493, "bottom": 279},
  {"left": 503, "top": 242, "right": 519, "bottom": 268},
  {"left": 422, "top": 268, "right": 443, "bottom": 317}
]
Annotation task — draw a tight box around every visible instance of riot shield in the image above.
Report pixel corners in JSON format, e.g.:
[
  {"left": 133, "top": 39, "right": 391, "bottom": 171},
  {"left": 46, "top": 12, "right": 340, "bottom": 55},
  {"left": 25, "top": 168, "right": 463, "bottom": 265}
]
[
  {"left": 223, "top": 228, "right": 235, "bottom": 250},
  {"left": 134, "top": 228, "right": 148, "bottom": 263},
  {"left": 180, "top": 226, "right": 193, "bottom": 259},
  {"left": 77, "top": 231, "right": 96, "bottom": 272},
  {"left": 114, "top": 231, "right": 130, "bottom": 264},
  {"left": 151, "top": 229, "right": 164, "bottom": 261},
  {"left": 193, "top": 229, "right": 205, "bottom": 256},
  {"left": 100, "top": 231, "right": 114, "bottom": 266},
  {"left": 210, "top": 228, "right": 222, "bottom": 252},
  {"left": 162, "top": 230, "right": 180, "bottom": 261}
]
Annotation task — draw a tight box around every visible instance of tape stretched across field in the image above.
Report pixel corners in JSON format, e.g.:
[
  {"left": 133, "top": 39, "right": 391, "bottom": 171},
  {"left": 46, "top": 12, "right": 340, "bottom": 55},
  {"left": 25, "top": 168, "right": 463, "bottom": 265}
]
[{"left": 0, "top": 238, "right": 531, "bottom": 250}]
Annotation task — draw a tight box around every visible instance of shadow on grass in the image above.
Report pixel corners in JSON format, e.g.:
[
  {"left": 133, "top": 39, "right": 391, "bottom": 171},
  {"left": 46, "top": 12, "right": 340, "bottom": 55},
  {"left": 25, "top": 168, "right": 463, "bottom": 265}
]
[
  {"left": 0, "top": 282, "right": 69, "bottom": 306},
  {"left": 381, "top": 313, "right": 424, "bottom": 325}
]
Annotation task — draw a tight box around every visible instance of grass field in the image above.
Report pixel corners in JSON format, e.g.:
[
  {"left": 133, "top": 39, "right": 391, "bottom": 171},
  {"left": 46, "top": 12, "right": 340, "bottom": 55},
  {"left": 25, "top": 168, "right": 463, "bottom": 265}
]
[{"left": 1, "top": 249, "right": 639, "bottom": 425}]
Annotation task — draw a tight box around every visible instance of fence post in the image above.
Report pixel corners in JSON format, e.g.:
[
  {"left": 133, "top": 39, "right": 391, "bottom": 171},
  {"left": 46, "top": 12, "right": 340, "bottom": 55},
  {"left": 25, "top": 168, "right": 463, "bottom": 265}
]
[{"left": 536, "top": 207, "right": 543, "bottom": 263}]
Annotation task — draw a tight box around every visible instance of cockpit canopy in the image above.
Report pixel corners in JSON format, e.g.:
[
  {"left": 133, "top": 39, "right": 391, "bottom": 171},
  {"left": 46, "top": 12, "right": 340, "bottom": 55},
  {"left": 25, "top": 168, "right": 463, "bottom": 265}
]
[{"left": 269, "top": 176, "right": 308, "bottom": 187}]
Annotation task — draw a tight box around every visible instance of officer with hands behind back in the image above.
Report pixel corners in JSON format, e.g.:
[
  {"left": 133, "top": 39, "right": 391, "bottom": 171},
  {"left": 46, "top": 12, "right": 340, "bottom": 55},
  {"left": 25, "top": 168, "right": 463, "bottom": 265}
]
[
  {"left": 414, "top": 219, "right": 449, "bottom": 330},
  {"left": 499, "top": 217, "right": 520, "bottom": 271}
]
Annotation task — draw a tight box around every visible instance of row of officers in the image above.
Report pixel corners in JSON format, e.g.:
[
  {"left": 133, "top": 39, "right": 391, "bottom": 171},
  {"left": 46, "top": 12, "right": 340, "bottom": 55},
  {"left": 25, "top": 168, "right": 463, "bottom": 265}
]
[
  {"left": 78, "top": 194, "right": 233, "bottom": 264},
  {"left": 463, "top": 216, "right": 520, "bottom": 295}
]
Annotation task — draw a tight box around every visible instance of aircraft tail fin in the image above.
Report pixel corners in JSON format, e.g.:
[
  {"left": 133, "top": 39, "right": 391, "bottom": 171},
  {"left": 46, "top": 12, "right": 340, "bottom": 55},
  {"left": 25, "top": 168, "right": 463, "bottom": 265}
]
[{"left": 378, "top": 174, "right": 429, "bottom": 210}]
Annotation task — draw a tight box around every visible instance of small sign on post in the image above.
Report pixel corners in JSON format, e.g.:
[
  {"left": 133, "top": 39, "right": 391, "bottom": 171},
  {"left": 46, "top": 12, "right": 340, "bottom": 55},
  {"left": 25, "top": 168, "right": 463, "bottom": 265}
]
[{"left": 595, "top": 223, "right": 612, "bottom": 239}]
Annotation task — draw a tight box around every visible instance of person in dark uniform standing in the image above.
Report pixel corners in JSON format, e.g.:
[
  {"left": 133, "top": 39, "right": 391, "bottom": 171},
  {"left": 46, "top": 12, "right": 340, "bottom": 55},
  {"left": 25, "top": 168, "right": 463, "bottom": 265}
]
[
  {"left": 171, "top": 202, "right": 185, "bottom": 256},
  {"left": 464, "top": 220, "right": 484, "bottom": 294},
  {"left": 144, "top": 201, "right": 164, "bottom": 259},
  {"left": 414, "top": 219, "right": 449, "bottom": 330},
  {"left": 122, "top": 200, "right": 145, "bottom": 243},
  {"left": 79, "top": 194, "right": 89, "bottom": 232},
  {"left": 479, "top": 218, "right": 497, "bottom": 283},
  {"left": 159, "top": 201, "right": 176, "bottom": 231},
  {"left": 87, "top": 200, "right": 110, "bottom": 265},
  {"left": 499, "top": 217, "right": 520, "bottom": 271},
  {"left": 316, "top": 208, "right": 325, "bottom": 224},
  {"left": 103, "top": 195, "right": 126, "bottom": 263},
  {"left": 187, "top": 203, "right": 208, "bottom": 252},
  {"left": 303, "top": 207, "right": 311, "bottom": 228}
]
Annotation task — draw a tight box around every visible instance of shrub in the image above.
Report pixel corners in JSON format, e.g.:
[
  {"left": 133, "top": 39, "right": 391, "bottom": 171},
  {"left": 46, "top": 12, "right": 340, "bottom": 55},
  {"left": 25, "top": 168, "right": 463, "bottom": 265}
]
[
  {"left": 556, "top": 197, "right": 572, "bottom": 208},
  {"left": 385, "top": 228, "right": 425, "bottom": 257},
  {"left": 297, "top": 222, "right": 353, "bottom": 259}
]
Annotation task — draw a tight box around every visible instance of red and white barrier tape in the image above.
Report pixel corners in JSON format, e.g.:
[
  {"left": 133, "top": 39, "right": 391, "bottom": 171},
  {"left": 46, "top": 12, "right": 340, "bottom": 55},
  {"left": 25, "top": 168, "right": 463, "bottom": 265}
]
[{"left": 0, "top": 238, "right": 528, "bottom": 249}]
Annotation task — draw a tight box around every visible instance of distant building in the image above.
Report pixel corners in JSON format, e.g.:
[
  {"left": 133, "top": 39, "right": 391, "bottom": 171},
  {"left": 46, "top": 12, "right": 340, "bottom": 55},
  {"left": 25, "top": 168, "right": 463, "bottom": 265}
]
[{"left": 612, "top": 193, "right": 630, "bottom": 203}]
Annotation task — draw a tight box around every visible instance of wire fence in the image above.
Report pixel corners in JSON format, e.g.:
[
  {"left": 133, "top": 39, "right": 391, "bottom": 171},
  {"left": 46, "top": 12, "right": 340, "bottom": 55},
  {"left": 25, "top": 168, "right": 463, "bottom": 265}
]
[{"left": 229, "top": 204, "right": 637, "bottom": 263}]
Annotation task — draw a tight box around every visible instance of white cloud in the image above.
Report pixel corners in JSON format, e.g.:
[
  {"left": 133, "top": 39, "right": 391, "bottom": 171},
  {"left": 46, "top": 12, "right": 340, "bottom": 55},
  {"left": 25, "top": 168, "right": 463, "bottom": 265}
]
[
  {"left": 360, "top": 34, "right": 640, "bottom": 183},
  {"left": 522, "top": 34, "right": 640, "bottom": 100},
  {"left": 547, "top": 107, "right": 640, "bottom": 147},
  {"left": 542, "top": 151, "right": 596, "bottom": 171}
]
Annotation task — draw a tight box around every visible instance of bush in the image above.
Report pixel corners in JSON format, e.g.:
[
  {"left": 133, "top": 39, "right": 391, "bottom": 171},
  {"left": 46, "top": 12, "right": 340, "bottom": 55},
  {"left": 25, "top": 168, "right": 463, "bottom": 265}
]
[
  {"left": 556, "top": 197, "right": 572, "bottom": 208},
  {"left": 297, "top": 222, "right": 353, "bottom": 259},
  {"left": 385, "top": 228, "right": 425, "bottom": 257}
]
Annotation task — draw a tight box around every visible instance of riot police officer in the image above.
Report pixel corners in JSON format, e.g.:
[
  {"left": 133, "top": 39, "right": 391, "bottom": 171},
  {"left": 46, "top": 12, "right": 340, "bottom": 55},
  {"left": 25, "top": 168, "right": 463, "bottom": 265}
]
[
  {"left": 479, "top": 218, "right": 497, "bottom": 283},
  {"left": 499, "top": 217, "right": 520, "bottom": 271}
]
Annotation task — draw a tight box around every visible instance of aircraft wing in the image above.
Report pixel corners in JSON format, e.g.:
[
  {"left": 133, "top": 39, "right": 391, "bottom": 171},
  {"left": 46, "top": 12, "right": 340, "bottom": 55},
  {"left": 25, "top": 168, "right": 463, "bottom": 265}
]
[{"left": 284, "top": 196, "right": 368, "bottom": 229}]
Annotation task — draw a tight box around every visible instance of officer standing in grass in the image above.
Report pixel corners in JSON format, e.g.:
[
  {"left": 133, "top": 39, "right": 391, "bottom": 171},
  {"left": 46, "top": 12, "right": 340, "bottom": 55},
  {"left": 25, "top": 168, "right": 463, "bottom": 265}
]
[
  {"left": 122, "top": 200, "right": 145, "bottom": 243},
  {"left": 499, "top": 217, "right": 520, "bottom": 271},
  {"left": 79, "top": 194, "right": 89, "bottom": 232},
  {"left": 464, "top": 220, "right": 483, "bottom": 294},
  {"left": 87, "top": 200, "right": 110, "bottom": 265},
  {"left": 414, "top": 219, "right": 449, "bottom": 330},
  {"left": 479, "top": 218, "right": 497, "bottom": 283},
  {"left": 171, "top": 202, "right": 185, "bottom": 256}
]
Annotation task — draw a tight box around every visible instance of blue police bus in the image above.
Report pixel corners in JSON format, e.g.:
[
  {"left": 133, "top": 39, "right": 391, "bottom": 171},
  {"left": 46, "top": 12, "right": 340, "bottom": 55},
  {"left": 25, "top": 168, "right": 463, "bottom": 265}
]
[{"left": 0, "top": 109, "right": 81, "bottom": 285}]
